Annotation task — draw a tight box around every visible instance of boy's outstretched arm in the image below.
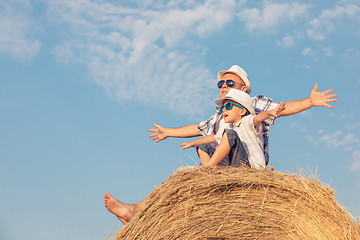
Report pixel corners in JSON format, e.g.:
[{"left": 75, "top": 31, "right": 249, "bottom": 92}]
[
  {"left": 253, "top": 102, "right": 286, "bottom": 126},
  {"left": 279, "top": 83, "right": 337, "bottom": 117},
  {"left": 148, "top": 122, "right": 202, "bottom": 143},
  {"left": 180, "top": 135, "right": 216, "bottom": 150}
]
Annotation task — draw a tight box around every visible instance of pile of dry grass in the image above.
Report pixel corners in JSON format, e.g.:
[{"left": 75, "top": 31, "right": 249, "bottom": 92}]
[{"left": 112, "top": 166, "right": 360, "bottom": 239}]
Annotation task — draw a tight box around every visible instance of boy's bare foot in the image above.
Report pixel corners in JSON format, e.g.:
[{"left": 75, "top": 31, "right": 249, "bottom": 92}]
[{"left": 104, "top": 192, "right": 138, "bottom": 224}]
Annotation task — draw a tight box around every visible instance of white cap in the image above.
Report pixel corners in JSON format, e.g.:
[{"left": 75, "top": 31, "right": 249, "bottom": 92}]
[
  {"left": 215, "top": 89, "right": 255, "bottom": 115},
  {"left": 217, "top": 65, "right": 251, "bottom": 94}
]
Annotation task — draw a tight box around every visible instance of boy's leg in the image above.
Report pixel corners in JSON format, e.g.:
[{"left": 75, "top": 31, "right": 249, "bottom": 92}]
[
  {"left": 207, "top": 133, "right": 232, "bottom": 166},
  {"left": 224, "top": 129, "right": 250, "bottom": 167},
  {"left": 197, "top": 148, "right": 211, "bottom": 164},
  {"left": 196, "top": 143, "right": 216, "bottom": 165}
]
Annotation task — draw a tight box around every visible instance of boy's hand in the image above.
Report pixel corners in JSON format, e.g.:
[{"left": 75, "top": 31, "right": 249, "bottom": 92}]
[
  {"left": 180, "top": 142, "right": 193, "bottom": 150},
  {"left": 310, "top": 83, "right": 337, "bottom": 108},
  {"left": 148, "top": 122, "right": 167, "bottom": 142},
  {"left": 270, "top": 102, "right": 286, "bottom": 118}
]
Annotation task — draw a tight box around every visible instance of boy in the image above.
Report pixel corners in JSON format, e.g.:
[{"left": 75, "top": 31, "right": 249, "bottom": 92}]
[{"left": 180, "top": 89, "right": 285, "bottom": 170}]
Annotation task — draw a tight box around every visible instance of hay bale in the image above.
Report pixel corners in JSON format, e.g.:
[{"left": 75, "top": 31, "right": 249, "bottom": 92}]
[{"left": 114, "top": 167, "right": 360, "bottom": 240}]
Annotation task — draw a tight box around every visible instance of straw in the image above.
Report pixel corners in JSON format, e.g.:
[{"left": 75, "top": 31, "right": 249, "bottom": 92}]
[{"left": 111, "top": 166, "right": 360, "bottom": 240}]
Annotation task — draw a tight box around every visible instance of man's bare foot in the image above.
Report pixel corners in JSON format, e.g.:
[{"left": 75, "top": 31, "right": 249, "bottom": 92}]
[{"left": 104, "top": 193, "right": 142, "bottom": 224}]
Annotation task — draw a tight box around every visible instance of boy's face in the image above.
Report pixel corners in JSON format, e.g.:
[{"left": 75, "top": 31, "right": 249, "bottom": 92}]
[
  {"left": 222, "top": 100, "right": 247, "bottom": 124},
  {"left": 219, "top": 73, "right": 247, "bottom": 98}
]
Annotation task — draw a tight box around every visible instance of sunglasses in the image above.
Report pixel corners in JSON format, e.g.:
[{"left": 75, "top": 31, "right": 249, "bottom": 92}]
[
  {"left": 217, "top": 79, "right": 242, "bottom": 88},
  {"left": 220, "top": 102, "right": 249, "bottom": 115}
]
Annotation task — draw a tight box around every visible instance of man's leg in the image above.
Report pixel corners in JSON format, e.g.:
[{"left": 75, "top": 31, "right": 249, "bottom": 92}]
[{"left": 104, "top": 193, "right": 145, "bottom": 224}]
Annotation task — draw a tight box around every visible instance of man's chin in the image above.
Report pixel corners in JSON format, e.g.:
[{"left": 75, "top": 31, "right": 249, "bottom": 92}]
[{"left": 220, "top": 91, "right": 228, "bottom": 98}]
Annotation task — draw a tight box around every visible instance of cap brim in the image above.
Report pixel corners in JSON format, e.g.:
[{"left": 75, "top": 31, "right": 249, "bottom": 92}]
[{"left": 215, "top": 97, "right": 255, "bottom": 115}]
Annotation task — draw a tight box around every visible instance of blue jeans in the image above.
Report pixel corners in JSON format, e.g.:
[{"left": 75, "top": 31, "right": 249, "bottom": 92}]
[{"left": 197, "top": 129, "right": 250, "bottom": 167}]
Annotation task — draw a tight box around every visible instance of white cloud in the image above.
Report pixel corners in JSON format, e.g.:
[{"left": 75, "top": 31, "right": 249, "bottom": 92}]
[
  {"left": 323, "top": 46, "right": 334, "bottom": 57},
  {"left": 238, "top": 2, "right": 310, "bottom": 33},
  {"left": 318, "top": 131, "right": 343, "bottom": 147},
  {"left": 306, "top": 3, "right": 360, "bottom": 40},
  {"left": 350, "top": 150, "right": 360, "bottom": 171},
  {"left": 52, "top": 43, "right": 76, "bottom": 64},
  {"left": 302, "top": 47, "right": 314, "bottom": 56},
  {"left": 317, "top": 131, "right": 359, "bottom": 148},
  {"left": 353, "top": 122, "right": 360, "bottom": 129},
  {"left": 298, "top": 64, "right": 312, "bottom": 70},
  {"left": 305, "top": 130, "right": 360, "bottom": 173},
  {"left": 0, "top": 0, "right": 41, "bottom": 59},
  {"left": 277, "top": 36, "right": 295, "bottom": 48},
  {"left": 46, "top": 0, "right": 237, "bottom": 116}
]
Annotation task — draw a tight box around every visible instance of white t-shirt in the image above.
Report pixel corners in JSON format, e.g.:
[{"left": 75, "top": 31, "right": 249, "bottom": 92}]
[{"left": 215, "top": 115, "right": 265, "bottom": 170}]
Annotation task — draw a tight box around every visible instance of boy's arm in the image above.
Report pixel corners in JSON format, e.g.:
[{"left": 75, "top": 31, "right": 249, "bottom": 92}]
[
  {"left": 253, "top": 102, "right": 286, "bottom": 126},
  {"left": 148, "top": 122, "right": 202, "bottom": 143},
  {"left": 278, "top": 83, "right": 337, "bottom": 117},
  {"left": 180, "top": 135, "right": 216, "bottom": 150}
]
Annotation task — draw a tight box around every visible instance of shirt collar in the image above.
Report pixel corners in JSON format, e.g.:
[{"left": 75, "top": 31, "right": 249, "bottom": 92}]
[{"left": 234, "top": 119, "right": 243, "bottom": 127}]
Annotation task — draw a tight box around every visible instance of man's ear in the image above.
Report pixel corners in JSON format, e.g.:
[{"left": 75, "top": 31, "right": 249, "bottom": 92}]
[{"left": 241, "top": 85, "right": 248, "bottom": 93}]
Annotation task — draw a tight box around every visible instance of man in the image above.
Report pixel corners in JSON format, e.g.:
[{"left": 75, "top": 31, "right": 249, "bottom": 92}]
[{"left": 104, "top": 65, "right": 337, "bottom": 224}]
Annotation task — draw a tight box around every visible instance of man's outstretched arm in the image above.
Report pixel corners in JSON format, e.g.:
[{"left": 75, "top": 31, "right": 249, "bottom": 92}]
[
  {"left": 148, "top": 122, "right": 202, "bottom": 143},
  {"left": 279, "top": 83, "right": 337, "bottom": 117}
]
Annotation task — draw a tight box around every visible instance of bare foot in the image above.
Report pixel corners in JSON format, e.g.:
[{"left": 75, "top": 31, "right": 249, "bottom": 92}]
[{"left": 104, "top": 193, "right": 141, "bottom": 224}]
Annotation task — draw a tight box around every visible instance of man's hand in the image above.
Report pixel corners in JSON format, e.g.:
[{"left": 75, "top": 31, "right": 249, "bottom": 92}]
[
  {"left": 180, "top": 142, "right": 193, "bottom": 150},
  {"left": 310, "top": 83, "right": 338, "bottom": 108},
  {"left": 148, "top": 122, "right": 168, "bottom": 143}
]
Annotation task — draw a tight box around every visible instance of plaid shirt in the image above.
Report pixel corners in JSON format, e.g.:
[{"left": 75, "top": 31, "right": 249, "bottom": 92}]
[{"left": 198, "top": 95, "right": 279, "bottom": 165}]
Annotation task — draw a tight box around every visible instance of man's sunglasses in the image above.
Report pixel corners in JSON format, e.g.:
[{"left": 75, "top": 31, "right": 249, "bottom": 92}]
[
  {"left": 220, "top": 102, "right": 249, "bottom": 115},
  {"left": 217, "top": 79, "right": 241, "bottom": 88}
]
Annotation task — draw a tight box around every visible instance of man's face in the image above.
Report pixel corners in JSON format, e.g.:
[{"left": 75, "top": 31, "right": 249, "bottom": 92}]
[{"left": 219, "top": 73, "right": 246, "bottom": 98}]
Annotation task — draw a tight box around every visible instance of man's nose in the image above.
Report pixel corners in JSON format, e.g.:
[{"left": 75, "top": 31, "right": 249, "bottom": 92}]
[{"left": 220, "top": 81, "right": 228, "bottom": 89}]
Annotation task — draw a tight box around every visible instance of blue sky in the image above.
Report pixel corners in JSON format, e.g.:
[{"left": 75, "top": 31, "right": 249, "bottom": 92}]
[{"left": 1, "top": 0, "right": 360, "bottom": 239}]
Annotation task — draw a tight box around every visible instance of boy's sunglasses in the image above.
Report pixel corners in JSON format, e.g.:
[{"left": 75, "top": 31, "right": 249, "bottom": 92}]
[
  {"left": 217, "top": 79, "right": 241, "bottom": 88},
  {"left": 220, "top": 102, "right": 249, "bottom": 115}
]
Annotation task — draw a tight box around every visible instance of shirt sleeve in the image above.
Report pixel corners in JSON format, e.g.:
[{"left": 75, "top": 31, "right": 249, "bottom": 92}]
[
  {"left": 198, "top": 109, "right": 222, "bottom": 136},
  {"left": 214, "top": 128, "right": 224, "bottom": 144},
  {"left": 197, "top": 114, "right": 214, "bottom": 136},
  {"left": 242, "top": 115, "right": 262, "bottom": 136},
  {"left": 214, "top": 118, "right": 228, "bottom": 144}
]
